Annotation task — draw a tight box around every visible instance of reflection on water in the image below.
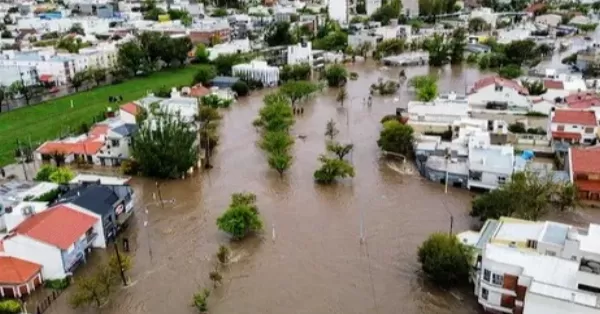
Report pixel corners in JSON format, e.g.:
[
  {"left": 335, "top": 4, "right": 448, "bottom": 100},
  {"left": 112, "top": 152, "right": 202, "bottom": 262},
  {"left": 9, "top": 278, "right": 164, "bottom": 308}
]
[{"left": 41, "top": 62, "right": 600, "bottom": 314}]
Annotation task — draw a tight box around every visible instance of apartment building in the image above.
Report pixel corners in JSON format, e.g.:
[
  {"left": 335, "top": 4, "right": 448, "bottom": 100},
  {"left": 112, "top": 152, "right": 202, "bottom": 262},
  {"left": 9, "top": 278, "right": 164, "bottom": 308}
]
[
  {"left": 17, "top": 16, "right": 112, "bottom": 35},
  {"left": 459, "top": 217, "right": 600, "bottom": 314},
  {"left": 0, "top": 50, "right": 75, "bottom": 85}
]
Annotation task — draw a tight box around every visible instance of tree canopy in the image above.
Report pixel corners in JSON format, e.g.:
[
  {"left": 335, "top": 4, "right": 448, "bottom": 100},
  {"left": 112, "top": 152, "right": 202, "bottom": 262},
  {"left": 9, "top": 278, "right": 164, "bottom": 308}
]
[
  {"left": 418, "top": 233, "right": 472, "bottom": 288},
  {"left": 132, "top": 112, "right": 198, "bottom": 178},
  {"left": 216, "top": 192, "right": 263, "bottom": 240},
  {"left": 313, "top": 155, "right": 355, "bottom": 184},
  {"left": 264, "top": 22, "right": 295, "bottom": 47},
  {"left": 377, "top": 120, "right": 414, "bottom": 155},
  {"left": 325, "top": 64, "right": 348, "bottom": 87},
  {"left": 471, "top": 172, "right": 579, "bottom": 222},
  {"left": 279, "top": 80, "right": 320, "bottom": 106}
]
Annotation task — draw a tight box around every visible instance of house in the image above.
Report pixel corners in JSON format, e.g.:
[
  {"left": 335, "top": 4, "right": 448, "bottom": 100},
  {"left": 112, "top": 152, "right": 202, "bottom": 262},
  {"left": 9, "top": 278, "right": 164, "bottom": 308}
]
[
  {"left": 548, "top": 109, "right": 598, "bottom": 151},
  {"left": 35, "top": 118, "right": 138, "bottom": 167},
  {"left": 469, "top": 76, "right": 530, "bottom": 112},
  {"left": 406, "top": 92, "right": 470, "bottom": 131},
  {"left": 467, "top": 142, "right": 515, "bottom": 190},
  {"left": 565, "top": 92, "right": 600, "bottom": 114},
  {"left": 119, "top": 102, "right": 140, "bottom": 125},
  {"left": 1, "top": 204, "right": 104, "bottom": 280},
  {"left": 458, "top": 217, "right": 600, "bottom": 314},
  {"left": 568, "top": 146, "right": 600, "bottom": 201},
  {"left": 0, "top": 255, "right": 43, "bottom": 298},
  {"left": 0, "top": 181, "right": 59, "bottom": 231},
  {"left": 57, "top": 184, "right": 135, "bottom": 241}
]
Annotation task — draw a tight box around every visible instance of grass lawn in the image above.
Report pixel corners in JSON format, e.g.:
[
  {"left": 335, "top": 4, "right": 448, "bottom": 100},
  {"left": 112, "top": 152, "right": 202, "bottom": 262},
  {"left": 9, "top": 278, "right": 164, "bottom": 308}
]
[{"left": 0, "top": 65, "right": 201, "bottom": 167}]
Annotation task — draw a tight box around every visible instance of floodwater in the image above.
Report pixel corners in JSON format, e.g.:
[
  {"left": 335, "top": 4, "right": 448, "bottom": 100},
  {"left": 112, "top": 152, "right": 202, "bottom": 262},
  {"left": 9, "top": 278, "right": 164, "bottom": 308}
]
[{"left": 36, "top": 61, "right": 600, "bottom": 314}]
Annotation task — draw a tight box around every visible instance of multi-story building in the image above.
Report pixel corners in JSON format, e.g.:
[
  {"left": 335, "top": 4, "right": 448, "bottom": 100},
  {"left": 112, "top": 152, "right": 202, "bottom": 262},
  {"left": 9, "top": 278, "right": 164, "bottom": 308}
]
[
  {"left": 469, "top": 76, "right": 531, "bottom": 112},
  {"left": 0, "top": 50, "right": 75, "bottom": 85},
  {"left": 548, "top": 109, "right": 598, "bottom": 151},
  {"left": 407, "top": 92, "right": 470, "bottom": 131},
  {"left": 459, "top": 217, "right": 600, "bottom": 314},
  {"left": 0, "top": 65, "right": 38, "bottom": 87},
  {"left": 17, "top": 16, "right": 112, "bottom": 35},
  {"left": 135, "top": 19, "right": 231, "bottom": 44},
  {"left": 568, "top": 146, "right": 600, "bottom": 201}
]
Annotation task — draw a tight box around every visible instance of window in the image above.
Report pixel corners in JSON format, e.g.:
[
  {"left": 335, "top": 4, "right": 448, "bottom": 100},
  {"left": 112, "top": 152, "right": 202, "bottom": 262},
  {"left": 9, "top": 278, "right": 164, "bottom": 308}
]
[
  {"left": 497, "top": 176, "right": 506, "bottom": 185},
  {"left": 481, "top": 288, "right": 489, "bottom": 300},
  {"left": 545, "top": 250, "right": 556, "bottom": 257},
  {"left": 492, "top": 273, "right": 504, "bottom": 286},
  {"left": 526, "top": 239, "right": 538, "bottom": 249},
  {"left": 111, "top": 139, "right": 120, "bottom": 147},
  {"left": 557, "top": 125, "right": 565, "bottom": 131},
  {"left": 483, "top": 269, "right": 491, "bottom": 282},
  {"left": 571, "top": 256, "right": 578, "bottom": 261},
  {"left": 469, "top": 171, "right": 482, "bottom": 181}
]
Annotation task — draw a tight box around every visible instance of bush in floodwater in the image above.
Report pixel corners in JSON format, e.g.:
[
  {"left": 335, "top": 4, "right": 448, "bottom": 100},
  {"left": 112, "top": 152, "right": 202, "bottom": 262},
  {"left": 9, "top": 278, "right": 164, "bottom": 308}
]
[{"left": 192, "top": 288, "right": 210, "bottom": 313}]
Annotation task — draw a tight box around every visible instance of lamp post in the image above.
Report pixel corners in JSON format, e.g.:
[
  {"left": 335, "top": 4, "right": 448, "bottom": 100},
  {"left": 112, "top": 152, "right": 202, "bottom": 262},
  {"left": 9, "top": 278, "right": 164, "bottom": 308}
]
[{"left": 444, "top": 149, "right": 454, "bottom": 235}]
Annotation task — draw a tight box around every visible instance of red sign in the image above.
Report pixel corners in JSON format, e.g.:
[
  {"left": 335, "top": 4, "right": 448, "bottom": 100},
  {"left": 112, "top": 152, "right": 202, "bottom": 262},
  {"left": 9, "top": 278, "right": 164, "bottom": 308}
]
[{"left": 115, "top": 203, "right": 124, "bottom": 215}]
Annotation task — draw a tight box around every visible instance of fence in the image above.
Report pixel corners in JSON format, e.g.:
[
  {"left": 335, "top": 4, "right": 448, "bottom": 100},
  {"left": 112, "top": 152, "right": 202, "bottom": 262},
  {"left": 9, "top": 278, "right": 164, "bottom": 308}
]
[{"left": 32, "top": 289, "right": 65, "bottom": 314}]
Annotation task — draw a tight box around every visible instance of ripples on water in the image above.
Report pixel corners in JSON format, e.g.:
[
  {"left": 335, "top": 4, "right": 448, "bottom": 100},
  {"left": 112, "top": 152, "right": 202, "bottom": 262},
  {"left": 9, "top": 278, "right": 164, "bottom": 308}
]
[{"left": 49, "top": 61, "right": 600, "bottom": 314}]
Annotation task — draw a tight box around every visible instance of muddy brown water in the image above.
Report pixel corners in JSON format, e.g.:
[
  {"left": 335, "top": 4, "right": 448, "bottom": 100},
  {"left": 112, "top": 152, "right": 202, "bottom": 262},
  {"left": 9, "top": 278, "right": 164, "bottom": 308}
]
[{"left": 36, "top": 62, "right": 600, "bottom": 314}]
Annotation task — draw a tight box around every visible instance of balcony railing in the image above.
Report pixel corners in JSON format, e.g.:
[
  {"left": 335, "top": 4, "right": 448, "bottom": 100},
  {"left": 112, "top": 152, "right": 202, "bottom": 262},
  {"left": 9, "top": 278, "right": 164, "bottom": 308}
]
[{"left": 85, "top": 232, "right": 98, "bottom": 247}]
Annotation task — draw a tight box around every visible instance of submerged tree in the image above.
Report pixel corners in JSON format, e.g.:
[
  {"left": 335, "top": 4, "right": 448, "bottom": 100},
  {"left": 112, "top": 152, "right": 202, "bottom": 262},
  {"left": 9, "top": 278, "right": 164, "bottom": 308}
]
[
  {"left": 326, "top": 142, "right": 354, "bottom": 160},
  {"left": 313, "top": 155, "right": 355, "bottom": 184},
  {"left": 377, "top": 120, "right": 414, "bottom": 156},
  {"left": 325, "top": 119, "right": 339, "bottom": 140},
  {"left": 279, "top": 80, "right": 320, "bottom": 106},
  {"left": 336, "top": 86, "right": 348, "bottom": 107},
  {"left": 132, "top": 112, "right": 199, "bottom": 178},
  {"left": 197, "top": 106, "right": 222, "bottom": 169},
  {"left": 216, "top": 245, "right": 230, "bottom": 265},
  {"left": 209, "top": 270, "right": 223, "bottom": 288},
  {"left": 216, "top": 192, "right": 263, "bottom": 240},
  {"left": 418, "top": 233, "right": 473, "bottom": 288},
  {"left": 192, "top": 288, "right": 211, "bottom": 313}
]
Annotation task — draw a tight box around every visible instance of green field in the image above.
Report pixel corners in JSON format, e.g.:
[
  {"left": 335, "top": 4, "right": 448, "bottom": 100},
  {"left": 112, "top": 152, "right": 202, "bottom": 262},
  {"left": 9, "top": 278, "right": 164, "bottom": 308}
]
[{"left": 0, "top": 65, "right": 201, "bottom": 166}]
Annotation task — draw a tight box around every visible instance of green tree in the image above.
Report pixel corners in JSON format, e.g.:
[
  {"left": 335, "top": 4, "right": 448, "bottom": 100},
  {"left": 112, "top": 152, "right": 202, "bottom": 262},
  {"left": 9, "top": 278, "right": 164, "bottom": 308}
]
[
  {"left": 313, "top": 31, "right": 348, "bottom": 52},
  {"left": 69, "top": 23, "right": 85, "bottom": 35},
  {"left": 71, "top": 71, "right": 89, "bottom": 92},
  {"left": 257, "top": 94, "right": 295, "bottom": 132},
  {"left": 216, "top": 192, "right": 263, "bottom": 240},
  {"left": 325, "top": 119, "right": 339, "bottom": 140},
  {"left": 370, "top": 0, "right": 402, "bottom": 25},
  {"left": 117, "top": 41, "right": 152, "bottom": 77},
  {"left": 325, "top": 64, "right": 348, "bottom": 87},
  {"left": 280, "top": 63, "right": 311, "bottom": 81},
  {"left": 133, "top": 112, "right": 199, "bottom": 178},
  {"left": 468, "top": 17, "right": 489, "bottom": 32},
  {"left": 192, "top": 288, "right": 210, "bottom": 312},
  {"left": 193, "top": 65, "right": 217, "bottom": 85},
  {"left": 265, "top": 22, "right": 295, "bottom": 47},
  {"left": 521, "top": 80, "right": 547, "bottom": 96},
  {"left": 279, "top": 80, "right": 319, "bottom": 106},
  {"left": 336, "top": 86, "right": 348, "bottom": 107},
  {"left": 108, "top": 253, "right": 132, "bottom": 276},
  {"left": 260, "top": 131, "right": 294, "bottom": 154},
  {"left": 423, "top": 33, "right": 449, "bottom": 67},
  {"left": 449, "top": 27, "right": 467, "bottom": 64},
  {"left": 197, "top": 105, "right": 222, "bottom": 169},
  {"left": 313, "top": 155, "right": 355, "bottom": 184},
  {"left": 326, "top": 141, "right": 353, "bottom": 160},
  {"left": 89, "top": 68, "right": 106, "bottom": 86},
  {"left": 69, "top": 265, "right": 114, "bottom": 308},
  {"left": 418, "top": 233, "right": 472, "bottom": 287},
  {"left": 410, "top": 75, "right": 438, "bottom": 101},
  {"left": 212, "top": 53, "right": 247, "bottom": 76},
  {"left": 504, "top": 39, "right": 536, "bottom": 66},
  {"left": 377, "top": 120, "right": 414, "bottom": 155},
  {"left": 268, "top": 152, "right": 292, "bottom": 177},
  {"left": 49, "top": 167, "right": 74, "bottom": 184},
  {"left": 376, "top": 38, "right": 406, "bottom": 57},
  {"left": 232, "top": 80, "right": 250, "bottom": 96},
  {"left": 357, "top": 41, "right": 373, "bottom": 59},
  {"left": 498, "top": 65, "right": 523, "bottom": 79}
]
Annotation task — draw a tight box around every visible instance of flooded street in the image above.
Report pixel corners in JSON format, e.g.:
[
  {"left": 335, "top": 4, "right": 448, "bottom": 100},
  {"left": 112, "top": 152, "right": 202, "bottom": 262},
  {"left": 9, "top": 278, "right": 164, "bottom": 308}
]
[{"left": 42, "top": 62, "right": 600, "bottom": 314}]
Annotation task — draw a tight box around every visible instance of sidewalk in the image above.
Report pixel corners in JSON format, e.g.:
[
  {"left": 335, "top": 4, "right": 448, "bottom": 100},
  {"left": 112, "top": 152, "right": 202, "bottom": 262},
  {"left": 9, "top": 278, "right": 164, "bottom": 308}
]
[{"left": 1, "top": 161, "right": 40, "bottom": 181}]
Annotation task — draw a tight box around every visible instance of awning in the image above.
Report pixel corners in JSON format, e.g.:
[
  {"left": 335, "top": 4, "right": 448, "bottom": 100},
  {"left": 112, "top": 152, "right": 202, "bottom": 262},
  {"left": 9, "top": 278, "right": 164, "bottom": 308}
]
[{"left": 552, "top": 131, "right": 581, "bottom": 141}]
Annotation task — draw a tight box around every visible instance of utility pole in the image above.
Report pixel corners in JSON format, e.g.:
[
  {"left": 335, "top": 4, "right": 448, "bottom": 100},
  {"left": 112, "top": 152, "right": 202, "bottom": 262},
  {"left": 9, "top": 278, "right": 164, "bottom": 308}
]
[
  {"left": 16, "top": 139, "right": 28, "bottom": 180},
  {"left": 144, "top": 208, "right": 153, "bottom": 263},
  {"left": 113, "top": 242, "right": 128, "bottom": 286},
  {"left": 444, "top": 151, "right": 454, "bottom": 235}
]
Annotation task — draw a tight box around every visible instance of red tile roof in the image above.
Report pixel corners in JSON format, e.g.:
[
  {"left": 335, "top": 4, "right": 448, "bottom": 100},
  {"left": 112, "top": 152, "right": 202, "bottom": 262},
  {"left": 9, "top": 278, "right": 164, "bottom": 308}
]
[
  {"left": 11, "top": 205, "right": 98, "bottom": 250},
  {"left": 0, "top": 257, "right": 41, "bottom": 285},
  {"left": 571, "top": 147, "right": 600, "bottom": 174},
  {"left": 37, "top": 125, "right": 108, "bottom": 155},
  {"left": 552, "top": 131, "right": 581, "bottom": 140},
  {"left": 565, "top": 92, "right": 600, "bottom": 105},
  {"left": 120, "top": 103, "right": 139, "bottom": 116},
  {"left": 471, "top": 76, "right": 529, "bottom": 95},
  {"left": 189, "top": 84, "right": 211, "bottom": 98},
  {"left": 544, "top": 80, "right": 564, "bottom": 90},
  {"left": 39, "top": 74, "right": 54, "bottom": 83},
  {"left": 552, "top": 110, "right": 597, "bottom": 126}
]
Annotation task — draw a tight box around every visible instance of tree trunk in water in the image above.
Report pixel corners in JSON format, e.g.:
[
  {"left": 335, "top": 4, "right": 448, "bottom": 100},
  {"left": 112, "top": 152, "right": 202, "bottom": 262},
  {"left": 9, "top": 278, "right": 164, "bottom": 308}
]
[{"left": 204, "top": 145, "right": 212, "bottom": 169}]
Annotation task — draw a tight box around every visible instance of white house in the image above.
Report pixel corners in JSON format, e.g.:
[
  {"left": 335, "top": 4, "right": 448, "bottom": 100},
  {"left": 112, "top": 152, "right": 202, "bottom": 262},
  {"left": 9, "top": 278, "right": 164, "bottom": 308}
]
[
  {"left": 407, "top": 92, "right": 469, "bottom": 128},
  {"left": 1, "top": 204, "right": 104, "bottom": 280},
  {"left": 469, "top": 76, "right": 531, "bottom": 112},
  {"left": 467, "top": 142, "right": 515, "bottom": 190},
  {"left": 232, "top": 60, "right": 279, "bottom": 87},
  {"left": 459, "top": 217, "right": 600, "bottom": 314},
  {"left": 548, "top": 109, "right": 599, "bottom": 146},
  {"left": 207, "top": 38, "right": 251, "bottom": 61}
]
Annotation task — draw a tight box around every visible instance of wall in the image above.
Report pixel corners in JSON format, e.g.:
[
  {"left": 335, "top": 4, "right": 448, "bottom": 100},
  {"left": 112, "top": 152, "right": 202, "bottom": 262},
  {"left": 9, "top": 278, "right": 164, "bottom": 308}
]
[
  {"left": 366, "top": 0, "right": 382, "bottom": 15},
  {"left": 119, "top": 109, "right": 137, "bottom": 124},
  {"left": 469, "top": 171, "right": 504, "bottom": 190},
  {"left": 67, "top": 204, "right": 106, "bottom": 249},
  {"left": 550, "top": 122, "right": 597, "bottom": 143},
  {"left": 576, "top": 270, "right": 600, "bottom": 290},
  {"left": 468, "top": 85, "right": 531, "bottom": 110},
  {"left": 524, "top": 292, "right": 598, "bottom": 314},
  {"left": 61, "top": 237, "right": 86, "bottom": 271},
  {"left": 3, "top": 235, "right": 66, "bottom": 279}
]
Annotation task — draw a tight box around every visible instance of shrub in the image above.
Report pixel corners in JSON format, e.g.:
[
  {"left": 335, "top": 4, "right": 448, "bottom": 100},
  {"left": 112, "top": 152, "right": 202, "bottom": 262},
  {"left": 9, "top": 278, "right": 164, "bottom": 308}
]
[
  {"left": 216, "top": 193, "right": 263, "bottom": 240},
  {"left": 44, "top": 278, "right": 70, "bottom": 290},
  {"left": 324, "top": 64, "right": 348, "bottom": 87},
  {"left": 34, "top": 165, "right": 57, "bottom": 182},
  {"left": 525, "top": 111, "right": 548, "bottom": 117},
  {"left": 231, "top": 80, "right": 250, "bottom": 97},
  {"left": 193, "top": 289, "right": 210, "bottom": 312},
  {"left": 0, "top": 300, "right": 21, "bottom": 313},
  {"left": 33, "top": 188, "right": 61, "bottom": 203},
  {"left": 120, "top": 159, "right": 140, "bottom": 175}
]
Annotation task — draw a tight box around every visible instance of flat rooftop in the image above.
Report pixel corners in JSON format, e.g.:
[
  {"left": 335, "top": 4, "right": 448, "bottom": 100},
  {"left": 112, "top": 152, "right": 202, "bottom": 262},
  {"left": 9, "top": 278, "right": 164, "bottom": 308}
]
[{"left": 493, "top": 218, "right": 545, "bottom": 243}]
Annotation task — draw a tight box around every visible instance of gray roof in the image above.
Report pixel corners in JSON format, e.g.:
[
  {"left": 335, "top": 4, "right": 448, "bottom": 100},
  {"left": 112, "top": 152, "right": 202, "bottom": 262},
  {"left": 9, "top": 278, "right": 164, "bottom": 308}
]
[
  {"left": 59, "top": 185, "right": 120, "bottom": 217},
  {"left": 112, "top": 123, "right": 138, "bottom": 137},
  {"left": 476, "top": 219, "right": 500, "bottom": 250}
]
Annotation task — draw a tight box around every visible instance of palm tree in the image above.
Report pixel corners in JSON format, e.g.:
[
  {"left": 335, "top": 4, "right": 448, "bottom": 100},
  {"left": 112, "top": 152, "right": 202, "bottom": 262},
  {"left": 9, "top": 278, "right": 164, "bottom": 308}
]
[{"left": 336, "top": 86, "right": 348, "bottom": 107}]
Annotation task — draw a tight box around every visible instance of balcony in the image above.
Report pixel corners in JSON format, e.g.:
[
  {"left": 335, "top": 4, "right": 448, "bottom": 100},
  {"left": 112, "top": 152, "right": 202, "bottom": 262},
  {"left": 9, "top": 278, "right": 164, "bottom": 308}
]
[{"left": 85, "top": 232, "right": 98, "bottom": 247}]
